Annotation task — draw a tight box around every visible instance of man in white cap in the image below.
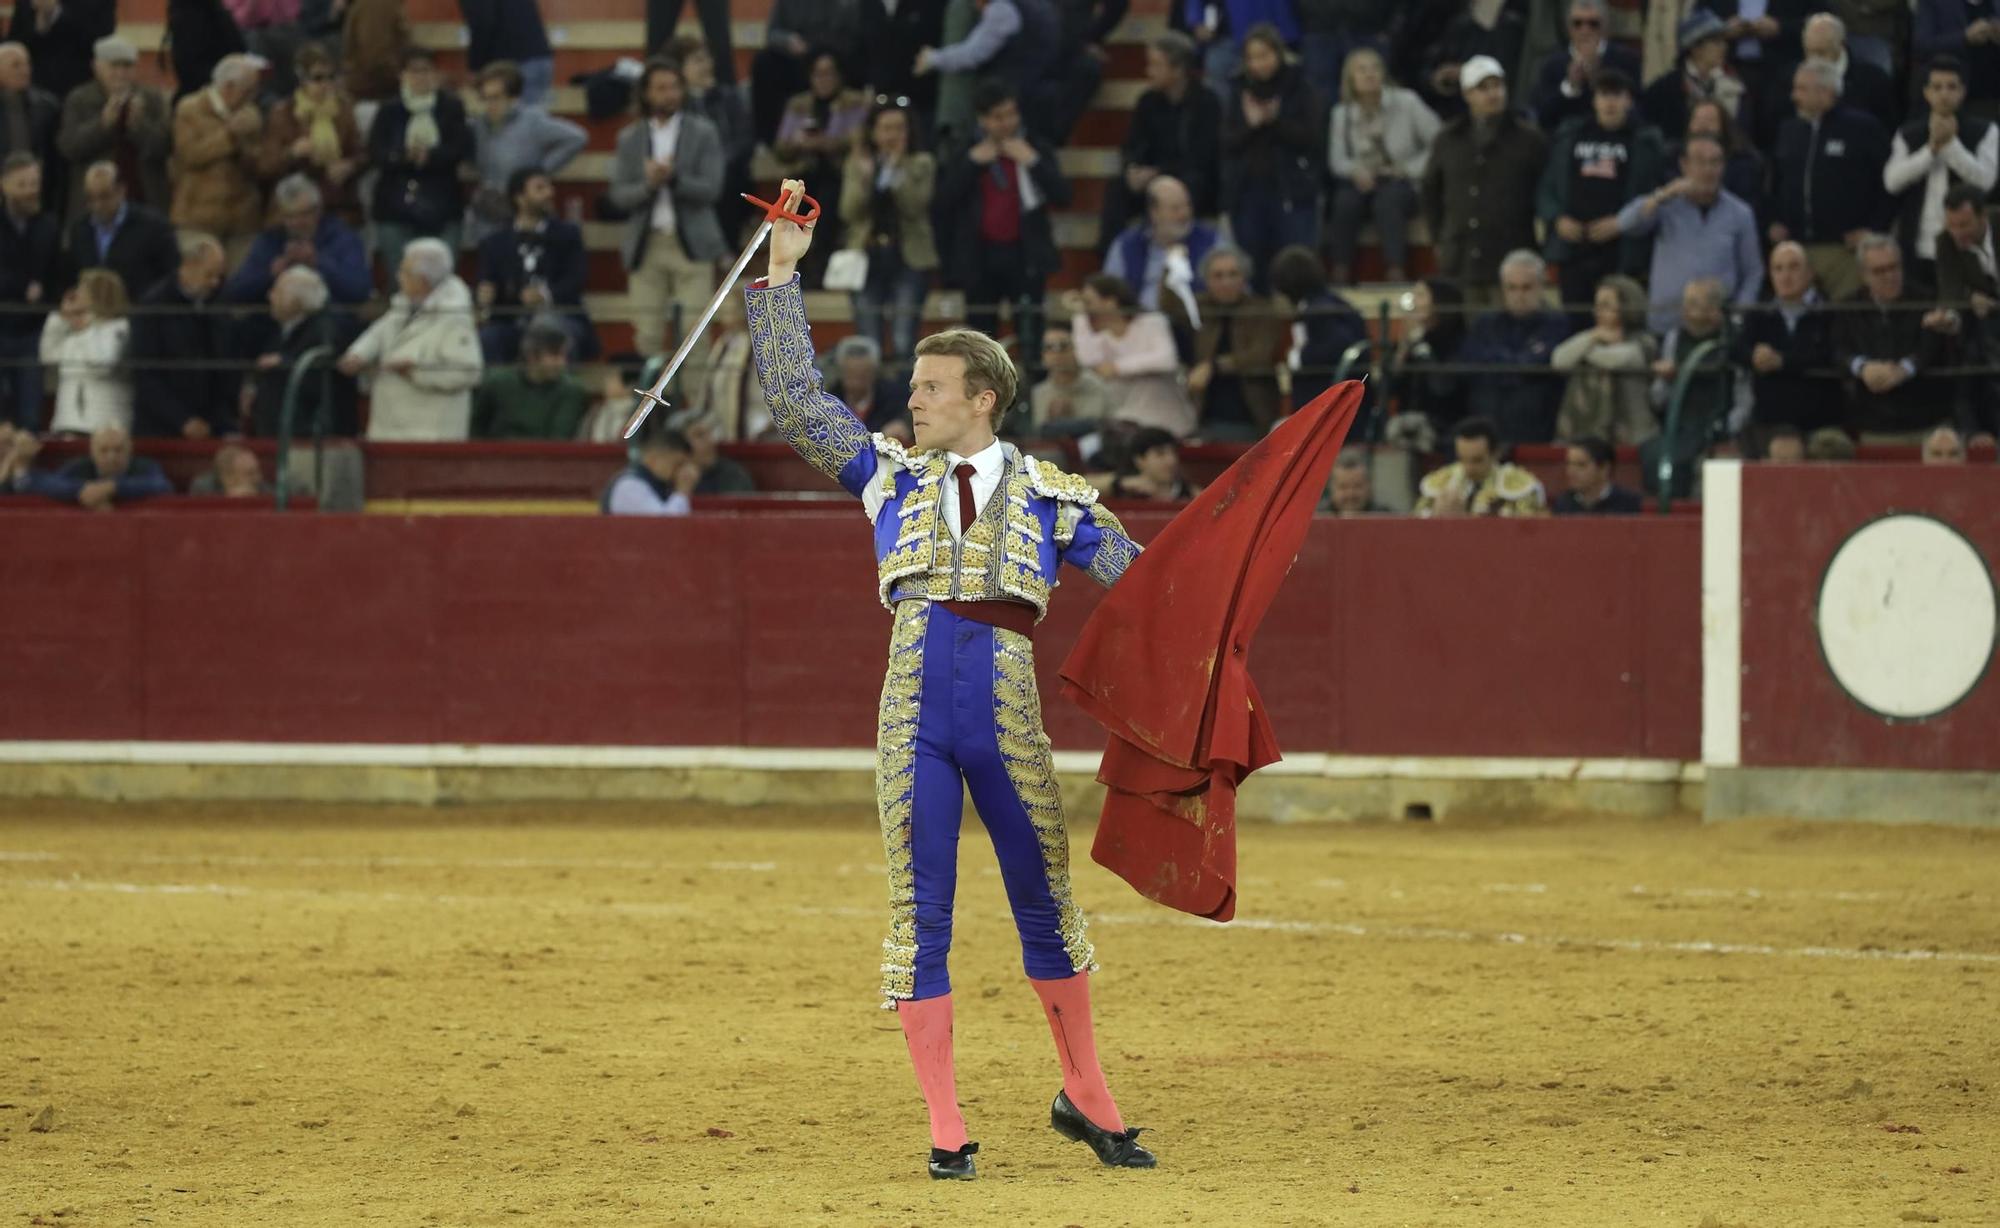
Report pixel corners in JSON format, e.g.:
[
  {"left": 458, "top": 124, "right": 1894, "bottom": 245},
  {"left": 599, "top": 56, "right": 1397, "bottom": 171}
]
[
  {"left": 54, "top": 36, "right": 170, "bottom": 217},
  {"left": 1421, "top": 54, "right": 1549, "bottom": 306}
]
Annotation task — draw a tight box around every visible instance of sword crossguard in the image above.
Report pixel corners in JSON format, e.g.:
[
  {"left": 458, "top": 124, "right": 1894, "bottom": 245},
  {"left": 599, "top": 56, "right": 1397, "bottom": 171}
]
[
  {"left": 742, "top": 190, "right": 821, "bottom": 227},
  {"left": 621, "top": 388, "right": 672, "bottom": 439}
]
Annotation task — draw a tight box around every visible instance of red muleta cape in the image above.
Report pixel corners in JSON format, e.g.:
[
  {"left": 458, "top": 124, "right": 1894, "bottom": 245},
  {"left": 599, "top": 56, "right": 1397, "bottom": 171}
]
[{"left": 1058, "top": 382, "right": 1363, "bottom": 923}]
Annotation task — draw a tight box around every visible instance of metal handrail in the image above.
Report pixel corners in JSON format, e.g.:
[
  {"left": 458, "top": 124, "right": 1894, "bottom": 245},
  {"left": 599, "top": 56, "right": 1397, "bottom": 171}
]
[
  {"left": 1654, "top": 337, "right": 1728, "bottom": 513},
  {"left": 274, "top": 344, "right": 335, "bottom": 511}
]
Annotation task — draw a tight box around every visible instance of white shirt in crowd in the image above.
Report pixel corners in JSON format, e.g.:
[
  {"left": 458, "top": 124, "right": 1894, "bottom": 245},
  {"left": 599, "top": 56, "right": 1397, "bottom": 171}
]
[
  {"left": 649, "top": 111, "right": 683, "bottom": 234},
  {"left": 1884, "top": 122, "right": 2000, "bottom": 259},
  {"left": 39, "top": 314, "right": 133, "bottom": 434}
]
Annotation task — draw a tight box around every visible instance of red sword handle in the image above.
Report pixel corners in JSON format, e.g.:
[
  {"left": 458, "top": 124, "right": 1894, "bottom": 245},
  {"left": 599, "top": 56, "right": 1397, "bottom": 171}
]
[{"left": 741, "top": 191, "right": 821, "bottom": 227}]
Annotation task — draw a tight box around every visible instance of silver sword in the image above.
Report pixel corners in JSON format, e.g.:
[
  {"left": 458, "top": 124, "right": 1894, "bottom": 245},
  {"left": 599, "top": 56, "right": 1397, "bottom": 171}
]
[{"left": 621, "top": 190, "right": 821, "bottom": 440}]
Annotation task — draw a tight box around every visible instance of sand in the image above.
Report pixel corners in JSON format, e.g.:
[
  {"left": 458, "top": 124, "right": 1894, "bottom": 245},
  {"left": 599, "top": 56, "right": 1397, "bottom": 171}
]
[{"left": 2, "top": 802, "right": 1996, "bottom": 1227}]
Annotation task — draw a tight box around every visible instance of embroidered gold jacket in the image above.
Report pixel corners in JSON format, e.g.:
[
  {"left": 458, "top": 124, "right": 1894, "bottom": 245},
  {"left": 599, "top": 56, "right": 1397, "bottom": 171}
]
[{"left": 745, "top": 277, "right": 1140, "bottom": 616}]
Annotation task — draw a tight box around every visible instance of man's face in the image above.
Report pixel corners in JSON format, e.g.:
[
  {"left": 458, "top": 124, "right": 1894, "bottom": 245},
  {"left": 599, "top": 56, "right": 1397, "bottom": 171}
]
[
  {"left": 1792, "top": 66, "right": 1832, "bottom": 119},
  {"left": 1465, "top": 76, "right": 1507, "bottom": 120},
  {"left": 1206, "top": 255, "right": 1246, "bottom": 304},
  {"left": 645, "top": 66, "right": 684, "bottom": 115},
  {"left": 90, "top": 430, "right": 132, "bottom": 477},
  {"left": 1803, "top": 15, "right": 1839, "bottom": 60},
  {"left": 0, "top": 165, "right": 40, "bottom": 214},
  {"left": 0, "top": 48, "right": 28, "bottom": 92},
  {"left": 642, "top": 444, "right": 690, "bottom": 482},
  {"left": 681, "top": 48, "right": 714, "bottom": 91},
  {"left": 1861, "top": 247, "right": 1903, "bottom": 304},
  {"left": 1767, "top": 435, "right": 1805, "bottom": 462},
  {"left": 908, "top": 353, "right": 991, "bottom": 454},
  {"left": 83, "top": 171, "right": 123, "bottom": 223},
  {"left": 838, "top": 351, "right": 877, "bottom": 392},
  {"left": 1682, "top": 141, "right": 1724, "bottom": 196},
  {"left": 401, "top": 57, "right": 437, "bottom": 97},
  {"left": 217, "top": 447, "right": 262, "bottom": 496},
  {"left": 1689, "top": 36, "right": 1727, "bottom": 74},
  {"left": 1329, "top": 465, "right": 1371, "bottom": 513},
  {"left": 516, "top": 173, "right": 553, "bottom": 219},
  {"left": 1926, "top": 69, "right": 1967, "bottom": 115},
  {"left": 268, "top": 276, "right": 301, "bottom": 321},
  {"left": 1945, "top": 203, "right": 1987, "bottom": 253},
  {"left": 1564, "top": 446, "right": 1608, "bottom": 494},
  {"left": 1769, "top": 244, "right": 1811, "bottom": 299},
  {"left": 1568, "top": 3, "right": 1603, "bottom": 52},
  {"left": 1923, "top": 428, "right": 1967, "bottom": 463},
  {"left": 218, "top": 73, "right": 254, "bottom": 110},
  {"left": 95, "top": 55, "right": 134, "bottom": 92},
  {"left": 1682, "top": 285, "right": 1723, "bottom": 335},
  {"left": 1135, "top": 443, "right": 1178, "bottom": 485},
  {"left": 1455, "top": 436, "right": 1494, "bottom": 484},
  {"left": 1592, "top": 87, "right": 1631, "bottom": 130},
  {"left": 280, "top": 200, "right": 320, "bottom": 241},
  {"left": 977, "top": 98, "right": 1021, "bottom": 143},
  {"left": 478, "top": 78, "right": 512, "bottom": 123},
  {"left": 1501, "top": 266, "right": 1542, "bottom": 318},
  {"left": 1040, "top": 329, "right": 1077, "bottom": 375},
  {"left": 1148, "top": 181, "right": 1192, "bottom": 242},
  {"left": 524, "top": 347, "right": 567, "bottom": 382},
  {"left": 1143, "top": 45, "right": 1178, "bottom": 93}
]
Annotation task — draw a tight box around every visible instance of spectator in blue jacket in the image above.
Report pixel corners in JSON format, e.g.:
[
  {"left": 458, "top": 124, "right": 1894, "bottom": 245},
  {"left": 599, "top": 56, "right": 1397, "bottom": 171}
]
[
  {"left": 1269, "top": 242, "right": 1364, "bottom": 409},
  {"left": 1460, "top": 249, "right": 1572, "bottom": 444},
  {"left": 1103, "top": 176, "right": 1221, "bottom": 311},
  {"left": 475, "top": 167, "right": 594, "bottom": 363},
  {"left": 4, "top": 424, "right": 171, "bottom": 507},
  {"left": 1614, "top": 134, "right": 1763, "bottom": 332},
  {"left": 221, "top": 174, "right": 371, "bottom": 305}
]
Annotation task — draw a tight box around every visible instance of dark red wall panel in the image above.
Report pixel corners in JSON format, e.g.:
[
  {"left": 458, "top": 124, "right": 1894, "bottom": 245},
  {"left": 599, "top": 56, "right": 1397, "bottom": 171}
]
[
  {"left": 0, "top": 511, "right": 1702, "bottom": 760},
  {"left": 1739, "top": 467, "right": 2000, "bottom": 771}
]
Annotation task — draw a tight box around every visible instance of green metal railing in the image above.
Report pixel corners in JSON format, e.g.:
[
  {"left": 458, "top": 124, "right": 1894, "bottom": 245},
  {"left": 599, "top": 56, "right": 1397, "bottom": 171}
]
[
  {"left": 274, "top": 344, "right": 335, "bottom": 511},
  {"left": 1654, "top": 337, "right": 1728, "bottom": 513}
]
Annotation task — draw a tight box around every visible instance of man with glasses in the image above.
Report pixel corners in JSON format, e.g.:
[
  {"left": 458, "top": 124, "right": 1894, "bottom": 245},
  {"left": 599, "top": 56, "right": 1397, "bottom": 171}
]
[
  {"left": 1530, "top": 0, "right": 1643, "bottom": 130},
  {"left": 1833, "top": 233, "right": 1961, "bottom": 441}
]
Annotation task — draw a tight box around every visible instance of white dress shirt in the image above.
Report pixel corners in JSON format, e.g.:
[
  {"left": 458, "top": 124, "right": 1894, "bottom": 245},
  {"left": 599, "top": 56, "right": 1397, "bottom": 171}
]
[
  {"left": 648, "top": 112, "right": 683, "bottom": 234},
  {"left": 862, "top": 436, "right": 1004, "bottom": 538},
  {"left": 1883, "top": 121, "right": 2000, "bottom": 259}
]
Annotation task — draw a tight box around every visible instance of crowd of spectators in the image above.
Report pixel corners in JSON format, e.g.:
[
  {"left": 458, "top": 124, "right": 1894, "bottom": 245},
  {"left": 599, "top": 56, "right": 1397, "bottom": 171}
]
[{"left": 0, "top": 0, "right": 1994, "bottom": 519}]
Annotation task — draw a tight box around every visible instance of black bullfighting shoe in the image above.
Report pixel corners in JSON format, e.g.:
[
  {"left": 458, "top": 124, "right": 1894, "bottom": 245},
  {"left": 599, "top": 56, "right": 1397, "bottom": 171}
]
[
  {"left": 928, "top": 1141, "right": 979, "bottom": 1180},
  {"left": 1050, "top": 1090, "right": 1157, "bottom": 1168}
]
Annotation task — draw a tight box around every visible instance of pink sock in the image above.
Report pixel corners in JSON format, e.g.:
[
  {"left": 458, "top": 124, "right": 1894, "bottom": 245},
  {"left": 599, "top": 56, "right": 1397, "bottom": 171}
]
[
  {"left": 1031, "top": 973, "right": 1125, "bottom": 1133},
  {"left": 896, "top": 995, "right": 968, "bottom": 1150}
]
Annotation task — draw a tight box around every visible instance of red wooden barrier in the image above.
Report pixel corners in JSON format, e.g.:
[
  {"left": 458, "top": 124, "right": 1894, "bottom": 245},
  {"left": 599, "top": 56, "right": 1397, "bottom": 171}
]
[{"left": 0, "top": 511, "right": 1701, "bottom": 758}]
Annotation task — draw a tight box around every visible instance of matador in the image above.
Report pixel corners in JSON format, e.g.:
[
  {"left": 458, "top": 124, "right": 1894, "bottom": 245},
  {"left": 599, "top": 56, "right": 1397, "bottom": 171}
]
[{"left": 745, "top": 181, "right": 1154, "bottom": 1180}]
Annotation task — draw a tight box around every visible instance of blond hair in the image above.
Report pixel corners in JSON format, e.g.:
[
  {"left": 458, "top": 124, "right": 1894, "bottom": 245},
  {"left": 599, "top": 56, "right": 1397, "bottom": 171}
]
[
  {"left": 913, "top": 328, "right": 1017, "bottom": 420},
  {"left": 78, "top": 268, "right": 129, "bottom": 321}
]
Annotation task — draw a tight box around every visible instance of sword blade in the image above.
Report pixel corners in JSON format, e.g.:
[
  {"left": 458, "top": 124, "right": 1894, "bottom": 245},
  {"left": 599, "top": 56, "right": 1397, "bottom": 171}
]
[{"left": 622, "top": 219, "right": 777, "bottom": 439}]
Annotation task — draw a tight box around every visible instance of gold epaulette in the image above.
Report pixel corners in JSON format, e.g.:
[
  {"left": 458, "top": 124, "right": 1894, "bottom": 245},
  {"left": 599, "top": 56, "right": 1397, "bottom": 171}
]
[
  {"left": 1492, "top": 464, "right": 1545, "bottom": 501},
  {"left": 1024, "top": 455, "right": 1100, "bottom": 507}
]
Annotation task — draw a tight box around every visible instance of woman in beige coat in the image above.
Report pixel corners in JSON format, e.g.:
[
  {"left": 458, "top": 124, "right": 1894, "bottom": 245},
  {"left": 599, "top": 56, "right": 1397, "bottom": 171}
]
[
  {"left": 337, "top": 238, "right": 485, "bottom": 440},
  {"left": 170, "top": 54, "right": 266, "bottom": 259},
  {"left": 1552, "top": 274, "right": 1659, "bottom": 445}
]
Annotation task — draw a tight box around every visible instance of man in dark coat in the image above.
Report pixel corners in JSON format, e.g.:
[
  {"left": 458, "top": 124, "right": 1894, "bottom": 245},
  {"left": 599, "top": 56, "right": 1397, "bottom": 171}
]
[
  {"left": 1731, "top": 240, "right": 1835, "bottom": 433},
  {"left": 0, "top": 151, "right": 62, "bottom": 428},
  {"left": 1529, "top": 0, "right": 1644, "bottom": 131},
  {"left": 1934, "top": 185, "right": 2000, "bottom": 437},
  {"left": 67, "top": 161, "right": 177, "bottom": 299},
  {"left": 1833, "top": 234, "right": 1960, "bottom": 439},
  {"left": 127, "top": 233, "right": 234, "bottom": 439},
  {"left": 0, "top": 42, "right": 62, "bottom": 190},
  {"left": 1537, "top": 68, "right": 1668, "bottom": 314},
  {"left": 1421, "top": 55, "right": 1549, "bottom": 307},
  {"left": 8, "top": 0, "right": 112, "bottom": 102},
  {"left": 1101, "top": 30, "right": 1221, "bottom": 245},
  {"left": 1460, "top": 249, "right": 1572, "bottom": 445},
  {"left": 1770, "top": 58, "right": 1891, "bottom": 302},
  {"left": 937, "top": 80, "right": 1069, "bottom": 357},
  {"left": 474, "top": 167, "right": 593, "bottom": 362},
  {"left": 238, "top": 270, "right": 359, "bottom": 439},
  {"left": 54, "top": 36, "right": 172, "bottom": 219}
]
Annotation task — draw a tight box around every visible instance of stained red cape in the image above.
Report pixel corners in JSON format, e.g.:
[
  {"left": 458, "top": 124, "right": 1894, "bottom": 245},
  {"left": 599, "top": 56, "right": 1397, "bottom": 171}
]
[{"left": 1058, "top": 383, "right": 1363, "bottom": 922}]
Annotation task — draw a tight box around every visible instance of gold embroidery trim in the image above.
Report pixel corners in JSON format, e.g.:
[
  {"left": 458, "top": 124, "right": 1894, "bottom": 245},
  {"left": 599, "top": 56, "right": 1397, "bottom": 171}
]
[
  {"left": 991, "top": 629, "right": 1097, "bottom": 977},
  {"left": 875, "top": 599, "right": 928, "bottom": 1005},
  {"left": 1084, "top": 502, "right": 1141, "bottom": 588}
]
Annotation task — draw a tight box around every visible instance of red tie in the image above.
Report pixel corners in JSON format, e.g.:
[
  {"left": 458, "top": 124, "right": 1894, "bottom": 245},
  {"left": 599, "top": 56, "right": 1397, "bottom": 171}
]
[{"left": 954, "top": 462, "right": 977, "bottom": 534}]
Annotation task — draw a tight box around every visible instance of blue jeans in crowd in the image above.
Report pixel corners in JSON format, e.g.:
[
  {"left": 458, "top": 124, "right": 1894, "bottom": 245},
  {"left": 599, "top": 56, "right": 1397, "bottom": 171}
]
[
  {"left": 852, "top": 253, "right": 932, "bottom": 362},
  {"left": 518, "top": 57, "right": 554, "bottom": 108},
  {"left": 1230, "top": 191, "right": 1320, "bottom": 292}
]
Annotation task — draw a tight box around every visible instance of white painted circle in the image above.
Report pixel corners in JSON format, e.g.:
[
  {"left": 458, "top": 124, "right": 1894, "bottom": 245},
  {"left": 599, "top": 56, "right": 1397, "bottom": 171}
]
[{"left": 1816, "top": 514, "right": 1997, "bottom": 720}]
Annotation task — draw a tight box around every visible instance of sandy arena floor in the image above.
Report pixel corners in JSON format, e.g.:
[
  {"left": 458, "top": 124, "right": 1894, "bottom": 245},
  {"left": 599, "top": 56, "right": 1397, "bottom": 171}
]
[{"left": 2, "top": 801, "right": 1997, "bottom": 1227}]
